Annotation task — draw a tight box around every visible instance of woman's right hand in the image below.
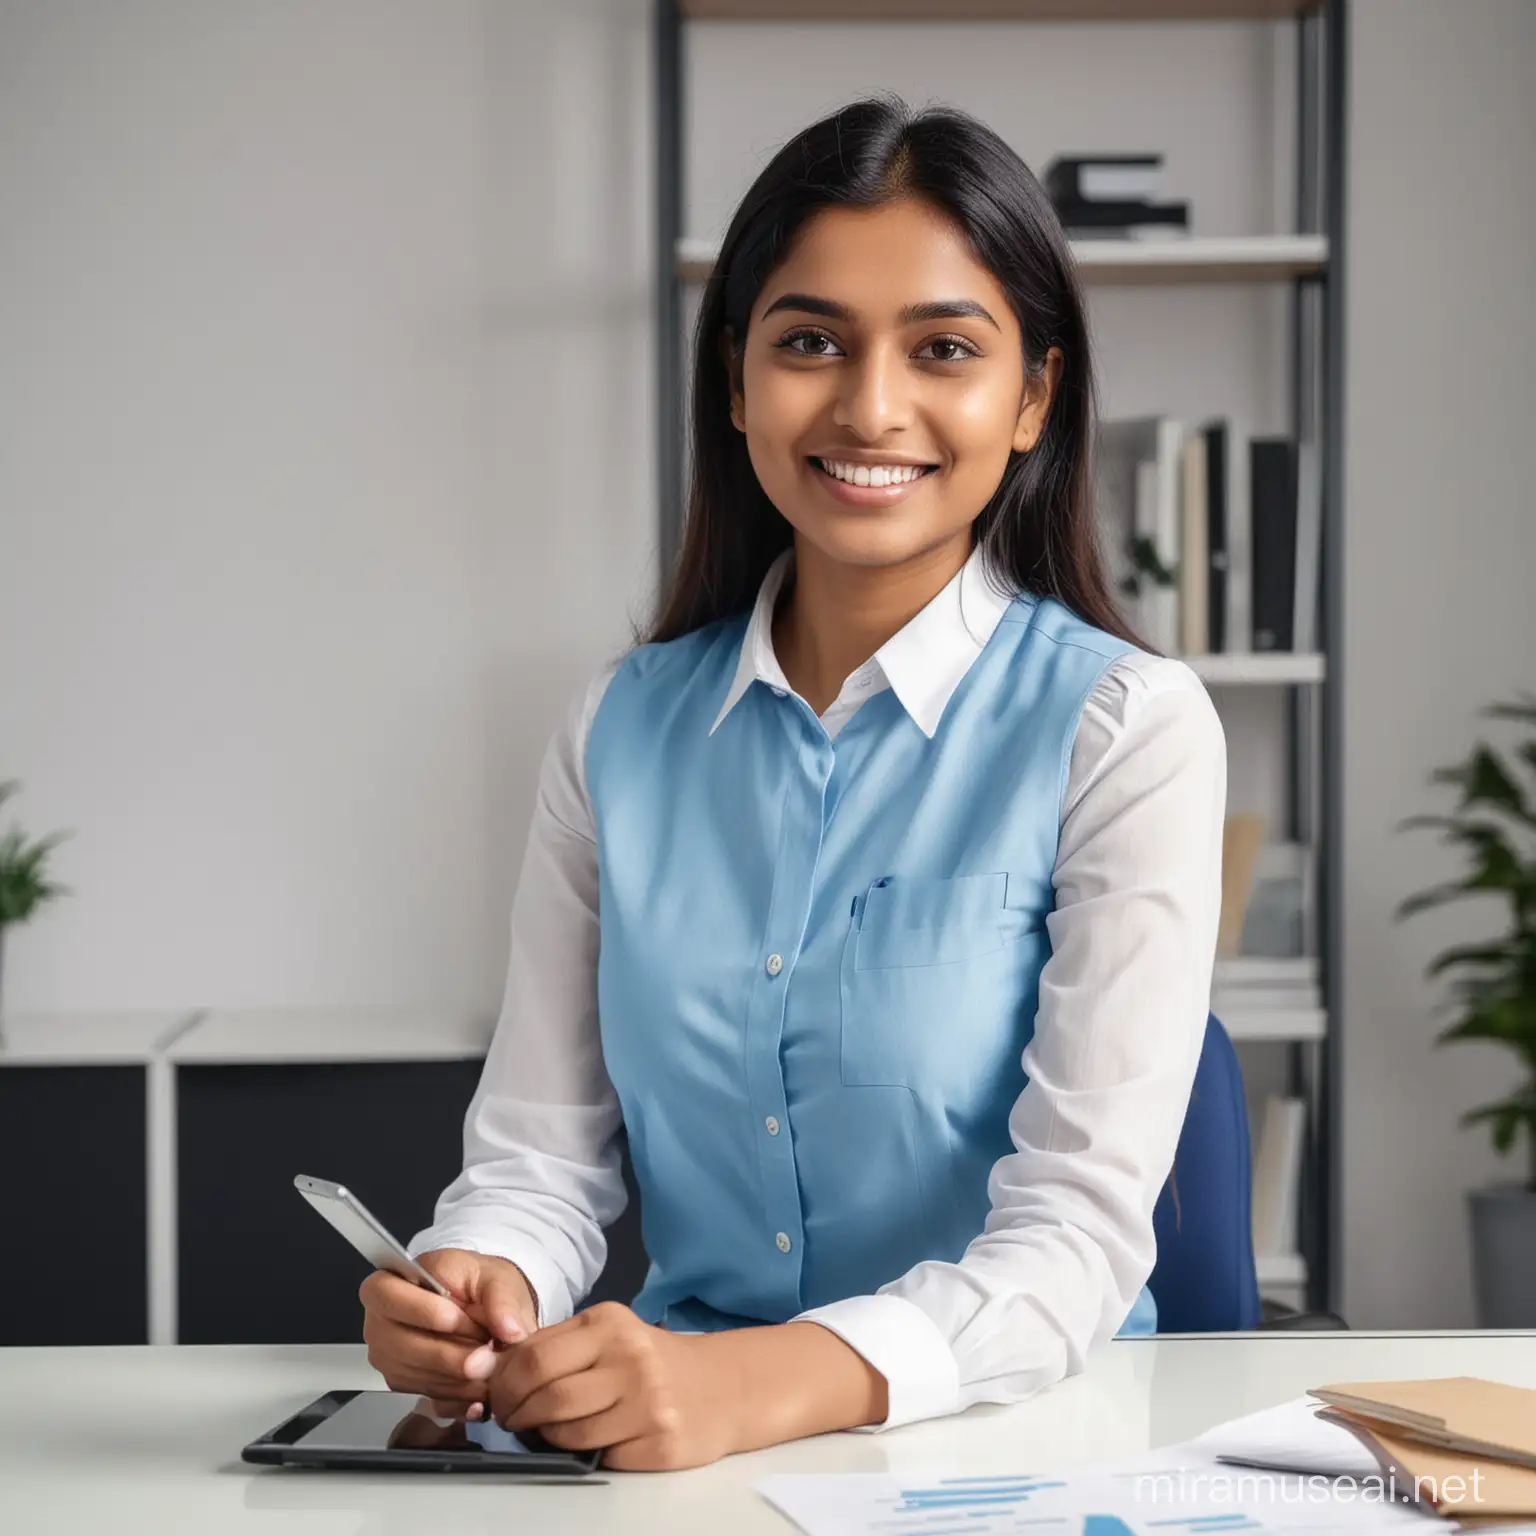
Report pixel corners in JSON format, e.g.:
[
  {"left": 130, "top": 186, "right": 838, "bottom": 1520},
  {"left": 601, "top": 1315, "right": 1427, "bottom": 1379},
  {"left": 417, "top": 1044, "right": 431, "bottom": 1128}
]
[{"left": 360, "top": 1249, "right": 539, "bottom": 1420}]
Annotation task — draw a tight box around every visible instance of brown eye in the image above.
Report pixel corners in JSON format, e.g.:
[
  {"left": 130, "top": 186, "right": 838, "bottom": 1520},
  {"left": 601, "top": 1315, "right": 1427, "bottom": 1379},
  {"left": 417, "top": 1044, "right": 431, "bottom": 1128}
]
[
  {"left": 919, "top": 335, "right": 981, "bottom": 363},
  {"left": 777, "top": 329, "right": 842, "bottom": 357}
]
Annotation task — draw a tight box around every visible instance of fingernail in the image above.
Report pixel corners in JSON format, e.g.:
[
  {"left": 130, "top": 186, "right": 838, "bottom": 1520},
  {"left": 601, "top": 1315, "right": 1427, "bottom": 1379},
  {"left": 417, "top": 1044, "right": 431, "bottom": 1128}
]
[
  {"left": 464, "top": 1346, "right": 496, "bottom": 1379},
  {"left": 498, "top": 1315, "right": 524, "bottom": 1341},
  {"left": 466, "top": 1402, "right": 484, "bottom": 1422}
]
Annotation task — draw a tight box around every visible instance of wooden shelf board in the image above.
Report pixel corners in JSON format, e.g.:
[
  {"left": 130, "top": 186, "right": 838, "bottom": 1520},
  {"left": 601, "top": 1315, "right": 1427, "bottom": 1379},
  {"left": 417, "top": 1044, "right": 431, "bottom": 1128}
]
[
  {"left": 1221, "top": 1007, "right": 1327, "bottom": 1043},
  {"left": 682, "top": 1, "right": 1320, "bottom": 21},
  {"left": 1185, "top": 652, "right": 1326, "bottom": 685},
  {"left": 676, "top": 235, "right": 1327, "bottom": 288},
  {"left": 169, "top": 1008, "right": 495, "bottom": 1066}
]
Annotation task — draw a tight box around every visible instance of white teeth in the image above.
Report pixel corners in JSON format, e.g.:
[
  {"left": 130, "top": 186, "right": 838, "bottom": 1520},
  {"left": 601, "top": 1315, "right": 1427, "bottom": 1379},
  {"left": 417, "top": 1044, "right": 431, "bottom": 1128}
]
[{"left": 816, "top": 458, "right": 930, "bottom": 487}]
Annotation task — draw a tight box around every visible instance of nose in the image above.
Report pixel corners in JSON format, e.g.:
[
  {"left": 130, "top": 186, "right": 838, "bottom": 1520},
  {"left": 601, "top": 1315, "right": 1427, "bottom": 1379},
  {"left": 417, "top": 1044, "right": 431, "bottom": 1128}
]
[{"left": 831, "top": 338, "right": 914, "bottom": 442}]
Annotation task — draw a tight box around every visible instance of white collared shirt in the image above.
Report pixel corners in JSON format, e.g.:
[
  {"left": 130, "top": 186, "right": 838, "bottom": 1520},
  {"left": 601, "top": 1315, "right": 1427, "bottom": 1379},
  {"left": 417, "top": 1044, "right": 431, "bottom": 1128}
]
[{"left": 411, "top": 542, "right": 1227, "bottom": 1429}]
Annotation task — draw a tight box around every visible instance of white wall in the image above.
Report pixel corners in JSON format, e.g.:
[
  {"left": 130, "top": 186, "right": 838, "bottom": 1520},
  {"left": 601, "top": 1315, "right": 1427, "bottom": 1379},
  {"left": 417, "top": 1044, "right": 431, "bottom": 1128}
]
[
  {"left": 8, "top": 0, "right": 1533, "bottom": 1329},
  {"left": 1340, "top": 0, "right": 1536, "bottom": 1327},
  {"left": 0, "top": 0, "right": 656, "bottom": 1014}
]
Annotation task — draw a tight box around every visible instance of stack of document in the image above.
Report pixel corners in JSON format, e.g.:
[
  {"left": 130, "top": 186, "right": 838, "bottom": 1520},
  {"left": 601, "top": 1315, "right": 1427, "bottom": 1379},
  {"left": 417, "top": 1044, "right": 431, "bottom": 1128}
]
[
  {"left": 757, "top": 1379, "right": 1536, "bottom": 1536},
  {"left": 1309, "top": 1379, "right": 1536, "bottom": 1526}
]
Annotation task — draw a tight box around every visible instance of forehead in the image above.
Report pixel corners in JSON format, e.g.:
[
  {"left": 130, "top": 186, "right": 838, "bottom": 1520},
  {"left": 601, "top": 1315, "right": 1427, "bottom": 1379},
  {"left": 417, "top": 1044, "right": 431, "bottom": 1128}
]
[{"left": 756, "top": 198, "right": 1016, "bottom": 333}]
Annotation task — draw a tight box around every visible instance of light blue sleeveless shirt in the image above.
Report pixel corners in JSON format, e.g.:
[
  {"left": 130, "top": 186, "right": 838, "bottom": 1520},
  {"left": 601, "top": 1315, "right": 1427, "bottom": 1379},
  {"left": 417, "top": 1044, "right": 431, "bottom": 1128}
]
[{"left": 585, "top": 578, "right": 1158, "bottom": 1338}]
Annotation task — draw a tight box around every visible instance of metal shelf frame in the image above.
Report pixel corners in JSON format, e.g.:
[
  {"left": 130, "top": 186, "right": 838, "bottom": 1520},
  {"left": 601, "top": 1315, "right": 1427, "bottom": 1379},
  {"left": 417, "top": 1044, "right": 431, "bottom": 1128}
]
[{"left": 653, "top": 0, "right": 1346, "bottom": 1317}]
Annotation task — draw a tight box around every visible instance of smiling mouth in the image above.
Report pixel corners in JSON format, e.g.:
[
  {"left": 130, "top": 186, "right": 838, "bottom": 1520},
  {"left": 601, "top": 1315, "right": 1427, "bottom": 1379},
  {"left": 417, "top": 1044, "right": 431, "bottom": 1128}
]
[{"left": 807, "top": 456, "right": 939, "bottom": 487}]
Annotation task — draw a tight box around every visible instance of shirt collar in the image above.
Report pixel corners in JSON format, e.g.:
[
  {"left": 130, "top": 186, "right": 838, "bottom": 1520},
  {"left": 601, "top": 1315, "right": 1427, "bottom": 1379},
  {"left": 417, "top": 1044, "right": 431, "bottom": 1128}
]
[{"left": 708, "top": 541, "right": 1017, "bottom": 739}]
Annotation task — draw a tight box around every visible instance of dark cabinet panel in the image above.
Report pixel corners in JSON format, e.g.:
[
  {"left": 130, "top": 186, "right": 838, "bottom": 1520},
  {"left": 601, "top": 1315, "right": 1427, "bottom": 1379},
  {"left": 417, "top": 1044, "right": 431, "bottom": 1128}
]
[
  {"left": 177, "top": 1061, "right": 649, "bottom": 1343},
  {"left": 0, "top": 1066, "right": 147, "bottom": 1345}
]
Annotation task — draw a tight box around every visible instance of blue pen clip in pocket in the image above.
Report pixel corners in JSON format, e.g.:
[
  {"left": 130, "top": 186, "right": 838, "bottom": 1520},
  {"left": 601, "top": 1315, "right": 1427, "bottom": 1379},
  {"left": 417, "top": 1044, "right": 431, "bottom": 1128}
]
[{"left": 851, "top": 870, "right": 1010, "bottom": 971}]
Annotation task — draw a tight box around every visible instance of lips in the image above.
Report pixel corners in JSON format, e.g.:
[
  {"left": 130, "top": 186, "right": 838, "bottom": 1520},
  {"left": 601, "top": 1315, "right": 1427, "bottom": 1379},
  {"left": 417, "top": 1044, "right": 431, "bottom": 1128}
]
[{"left": 806, "top": 456, "right": 938, "bottom": 508}]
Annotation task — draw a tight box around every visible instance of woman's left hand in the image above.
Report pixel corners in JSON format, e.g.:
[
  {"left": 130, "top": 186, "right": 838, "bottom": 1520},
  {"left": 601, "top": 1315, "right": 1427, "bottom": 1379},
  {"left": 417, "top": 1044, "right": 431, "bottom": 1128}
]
[{"left": 486, "top": 1301, "right": 743, "bottom": 1470}]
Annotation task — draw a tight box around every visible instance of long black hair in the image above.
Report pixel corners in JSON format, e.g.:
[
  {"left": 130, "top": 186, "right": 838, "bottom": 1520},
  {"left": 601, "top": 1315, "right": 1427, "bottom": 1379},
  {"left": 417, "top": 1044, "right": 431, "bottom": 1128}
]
[{"left": 646, "top": 91, "right": 1137, "bottom": 649}]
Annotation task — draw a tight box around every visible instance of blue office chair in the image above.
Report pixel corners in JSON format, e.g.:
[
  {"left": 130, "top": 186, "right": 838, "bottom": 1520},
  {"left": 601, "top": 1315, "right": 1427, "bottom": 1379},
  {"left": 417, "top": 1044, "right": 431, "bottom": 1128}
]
[{"left": 1147, "top": 1012, "right": 1263, "bottom": 1332}]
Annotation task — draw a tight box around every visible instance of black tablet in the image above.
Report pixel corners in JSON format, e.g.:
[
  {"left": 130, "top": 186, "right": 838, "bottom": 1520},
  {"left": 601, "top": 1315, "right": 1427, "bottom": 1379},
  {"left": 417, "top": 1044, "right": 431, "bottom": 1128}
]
[{"left": 242, "top": 1390, "right": 605, "bottom": 1476}]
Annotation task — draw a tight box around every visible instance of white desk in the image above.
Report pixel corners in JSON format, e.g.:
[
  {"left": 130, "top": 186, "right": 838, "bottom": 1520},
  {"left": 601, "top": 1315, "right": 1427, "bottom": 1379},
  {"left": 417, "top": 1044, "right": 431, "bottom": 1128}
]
[{"left": 3, "top": 1332, "right": 1533, "bottom": 1534}]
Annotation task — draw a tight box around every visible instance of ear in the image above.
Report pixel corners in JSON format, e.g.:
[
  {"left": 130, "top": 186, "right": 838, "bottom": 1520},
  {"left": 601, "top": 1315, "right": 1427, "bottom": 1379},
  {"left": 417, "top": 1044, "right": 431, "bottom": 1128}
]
[
  {"left": 721, "top": 327, "right": 746, "bottom": 433},
  {"left": 1013, "top": 346, "right": 1064, "bottom": 453}
]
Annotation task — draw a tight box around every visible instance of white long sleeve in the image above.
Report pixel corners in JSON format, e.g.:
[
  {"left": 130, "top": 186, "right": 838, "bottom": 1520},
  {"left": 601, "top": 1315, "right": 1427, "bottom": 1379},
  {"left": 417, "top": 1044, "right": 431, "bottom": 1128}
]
[
  {"left": 407, "top": 664, "right": 626, "bottom": 1328},
  {"left": 795, "top": 653, "right": 1226, "bottom": 1428},
  {"left": 411, "top": 649, "right": 1225, "bottom": 1418}
]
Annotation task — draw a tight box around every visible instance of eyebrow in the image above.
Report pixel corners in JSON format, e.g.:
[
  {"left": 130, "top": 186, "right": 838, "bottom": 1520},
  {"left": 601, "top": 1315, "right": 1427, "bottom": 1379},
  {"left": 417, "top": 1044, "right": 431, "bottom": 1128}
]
[{"left": 761, "top": 292, "right": 1002, "bottom": 333}]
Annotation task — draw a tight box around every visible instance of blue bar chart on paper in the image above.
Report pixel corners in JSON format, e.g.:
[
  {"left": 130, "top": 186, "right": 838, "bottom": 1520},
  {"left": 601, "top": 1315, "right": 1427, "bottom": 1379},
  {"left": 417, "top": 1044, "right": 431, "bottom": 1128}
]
[{"left": 755, "top": 1461, "right": 1441, "bottom": 1536}]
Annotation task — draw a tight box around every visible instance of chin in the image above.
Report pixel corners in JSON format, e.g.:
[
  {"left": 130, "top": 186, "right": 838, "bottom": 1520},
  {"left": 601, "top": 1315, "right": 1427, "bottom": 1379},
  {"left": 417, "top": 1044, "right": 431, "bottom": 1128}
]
[{"left": 796, "top": 511, "right": 957, "bottom": 571}]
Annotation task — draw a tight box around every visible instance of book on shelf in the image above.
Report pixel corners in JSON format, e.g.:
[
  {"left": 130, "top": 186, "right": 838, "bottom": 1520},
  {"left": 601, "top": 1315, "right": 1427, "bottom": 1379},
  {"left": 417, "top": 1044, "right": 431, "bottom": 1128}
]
[
  {"left": 1044, "top": 153, "right": 1163, "bottom": 206},
  {"left": 1293, "top": 440, "right": 1323, "bottom": 653},
  {"left": 1211, "top": 955, "right": 1321, "bottom": 1013},
  {"left": 1251, "top": 438, "right": 1298, "bottom": 651},
  {"left": 1210, "top": 952, "right": 1320, "bottom": 1013},
  {"left": 1218, "top": 814, "right": 1267, "bottom": 958},
  {"left": 1204, "top": 422, "right": 1228, "bottom": 653},
  {"left": 1095, "top": 416, "right": 1181, "bottom": 654},
  {"left": 1179, "top": 431, "right": 1208, "bottom": 656},
  {"left": 1214, "top": 956, "right": 1318, "bottom": 988},
  {"left": 1042, "top": 154, "right": 1188, "bottom": 240},
  {"left": 1057, "top": 200, "right": 1190, "bottom": 239},
  {"left": 1100, "top": 416, "right": 1313, "bottom": 660},
  {"left": 1242, "top": 841, "right": 1317, "bottom": 958},
  {"left": 1251, "top": 1094, "right": 1307, "bottom": 1260}
]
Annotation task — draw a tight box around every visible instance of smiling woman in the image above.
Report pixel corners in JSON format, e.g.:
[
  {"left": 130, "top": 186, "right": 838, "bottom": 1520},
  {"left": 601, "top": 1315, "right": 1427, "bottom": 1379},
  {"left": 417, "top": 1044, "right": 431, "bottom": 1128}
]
[{"left": 361, "top": 94, "right": 1227, "bottom": 1472}]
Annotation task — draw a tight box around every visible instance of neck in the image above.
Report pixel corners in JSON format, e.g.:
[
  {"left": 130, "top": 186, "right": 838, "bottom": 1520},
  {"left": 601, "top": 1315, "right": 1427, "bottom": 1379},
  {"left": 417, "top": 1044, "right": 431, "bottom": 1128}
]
[{"left": 772, "top": 531, "right": 973, "bottom": 716}]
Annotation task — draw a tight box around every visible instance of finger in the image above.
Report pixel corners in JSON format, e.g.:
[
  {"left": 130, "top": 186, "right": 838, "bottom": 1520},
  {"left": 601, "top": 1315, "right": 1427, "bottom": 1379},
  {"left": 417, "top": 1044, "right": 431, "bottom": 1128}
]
[
  {"left": 362, "top": 1269, "right": 485, "bottom": 1339},
  {"left": 476, "top": 1266, "right": 534, "bottom": 1344},
  {"left": 372, "top": 1321, "right": 499, "bottom": 1384},
  {"left": 428, "top": 1395, "right": 485, "bottom": 1422},
  {"left": 502, "top": 1366, "right": 624, "bottom": 1432},
  {"left": 490, "top": 1324, "right": 612, "bottom": 1423}
]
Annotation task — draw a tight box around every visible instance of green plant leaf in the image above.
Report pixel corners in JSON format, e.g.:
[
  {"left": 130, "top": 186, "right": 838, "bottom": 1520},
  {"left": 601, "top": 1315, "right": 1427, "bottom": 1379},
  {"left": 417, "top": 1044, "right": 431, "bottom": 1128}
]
[
  {"left": 1461, "top": 1086, "right": 1536, "bottom": 1158},
  {"left": 1483, "top": 694, "right": 1536, "bottom": 726},
  {"left": 1431, "top": 744, "right": 1536, "bottom": 829},
  {"left": 1428, "top": 941, "right": 1521, "bottom": 978},
  {"left": 1127, "top": 535, "right": 1176, "bottom": 589},
  {"left": 0, "top": 799, "right": 71, "bottom": 925}
]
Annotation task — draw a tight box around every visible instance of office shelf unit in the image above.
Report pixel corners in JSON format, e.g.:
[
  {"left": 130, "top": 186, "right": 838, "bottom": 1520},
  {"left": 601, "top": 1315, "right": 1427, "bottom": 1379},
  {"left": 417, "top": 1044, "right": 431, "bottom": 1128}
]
[{"left": 654, "top": 0, "right": 1346, "bottom": 1316}]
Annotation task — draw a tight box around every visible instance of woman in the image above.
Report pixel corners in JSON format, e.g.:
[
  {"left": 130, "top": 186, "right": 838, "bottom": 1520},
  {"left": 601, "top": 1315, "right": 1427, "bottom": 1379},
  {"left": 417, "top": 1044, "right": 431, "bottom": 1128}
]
[{"left": 361, "top": 93, "right": 1225, "bottom": 1471}]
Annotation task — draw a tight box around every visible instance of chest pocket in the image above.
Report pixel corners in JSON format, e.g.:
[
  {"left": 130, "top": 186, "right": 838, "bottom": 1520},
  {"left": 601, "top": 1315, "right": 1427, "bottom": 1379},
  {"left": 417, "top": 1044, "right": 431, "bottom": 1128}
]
[{"left": 840, "top": 870, "right": 1046, "bottom": 1089}]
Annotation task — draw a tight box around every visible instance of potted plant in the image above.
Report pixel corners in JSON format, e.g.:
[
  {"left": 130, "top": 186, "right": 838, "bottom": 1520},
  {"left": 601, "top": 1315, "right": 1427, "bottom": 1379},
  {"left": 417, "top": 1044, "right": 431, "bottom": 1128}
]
[
  {"left": 1397, "top": 696, "right": 1536, "bottom": 1327},
  {"left": 0, "top": 780, "right": 70, "bottom": 1049}
]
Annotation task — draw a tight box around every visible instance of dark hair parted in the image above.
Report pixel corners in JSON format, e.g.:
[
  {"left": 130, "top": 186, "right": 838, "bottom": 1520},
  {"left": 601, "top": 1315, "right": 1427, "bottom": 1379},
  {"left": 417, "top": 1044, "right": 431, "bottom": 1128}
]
[{"left": 646, "top": 92, "right": 1140, "bottom": 649}]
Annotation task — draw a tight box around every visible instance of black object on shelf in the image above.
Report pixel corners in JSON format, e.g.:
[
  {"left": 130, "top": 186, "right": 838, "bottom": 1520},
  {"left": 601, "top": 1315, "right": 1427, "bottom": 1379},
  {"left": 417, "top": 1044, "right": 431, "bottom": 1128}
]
[
  {"left": 1053, "top": 199, "right": 1190, "bottom": 238},
  {"left": 1252, "top": 438, "right": 1300, "bottom": 652},
  {"left": 1043, "top": 153, "right": 1163, "bottom": 207},
  {"left": 1204, "top": 421, "right": 1229, "bottom": 653}
]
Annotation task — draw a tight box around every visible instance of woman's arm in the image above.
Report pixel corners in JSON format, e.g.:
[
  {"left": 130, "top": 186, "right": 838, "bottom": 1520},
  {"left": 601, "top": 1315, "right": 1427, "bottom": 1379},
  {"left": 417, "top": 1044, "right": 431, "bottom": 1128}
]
[
  {"left": 792, "top": 653, "right": 1227, "bottom": 1429},
  {"left": 407, "top": 663, "right": 628, "bottom": 1328}
]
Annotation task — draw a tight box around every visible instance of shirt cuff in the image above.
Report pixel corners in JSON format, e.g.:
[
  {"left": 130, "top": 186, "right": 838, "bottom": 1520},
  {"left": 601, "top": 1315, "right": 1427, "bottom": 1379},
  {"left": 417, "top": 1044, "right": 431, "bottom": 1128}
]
[
  {"left": 793, "top": 1292, "right": 960, "bottom": 1431},
  {"left": 406, "top": 1226, "right": 568, "bottom": 1330}
]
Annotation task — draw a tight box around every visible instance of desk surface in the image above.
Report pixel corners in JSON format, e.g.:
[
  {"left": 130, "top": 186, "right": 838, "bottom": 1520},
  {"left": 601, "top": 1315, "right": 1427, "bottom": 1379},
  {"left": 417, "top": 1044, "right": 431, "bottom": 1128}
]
[{"left": 3, "top": 1333, "right": 1534, "bottom": 1535}]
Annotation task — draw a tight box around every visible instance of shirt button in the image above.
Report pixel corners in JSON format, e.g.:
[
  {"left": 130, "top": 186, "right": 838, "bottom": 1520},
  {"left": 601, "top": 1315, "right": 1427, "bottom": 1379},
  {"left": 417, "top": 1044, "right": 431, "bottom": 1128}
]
[
  {"left": 775, "top": 1232, "right": 792, "bottom": 1253},
  {"left": 770, "top": 686, "right": 787, "bottom": 697},
  {"left": 765, "top": 952, "right": 783, "bottom": 977},
  {"left": 764, "top": 1115, "right": 780, "bottom": 1136}
]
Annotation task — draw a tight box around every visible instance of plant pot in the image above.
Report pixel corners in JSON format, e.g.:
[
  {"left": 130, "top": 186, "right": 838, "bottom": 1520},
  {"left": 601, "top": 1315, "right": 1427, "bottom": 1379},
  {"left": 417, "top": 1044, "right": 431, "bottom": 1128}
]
[{"left": 1468, "top": 1184, "right": 1536, "bottom": 1327}]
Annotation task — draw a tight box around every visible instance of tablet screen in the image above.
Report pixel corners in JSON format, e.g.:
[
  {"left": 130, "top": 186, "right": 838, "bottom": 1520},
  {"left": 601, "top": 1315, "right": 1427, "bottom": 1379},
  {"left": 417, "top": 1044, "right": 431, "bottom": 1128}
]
[{"left": 298, "top": 1392, "right": 566, "bottom": 1458}]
